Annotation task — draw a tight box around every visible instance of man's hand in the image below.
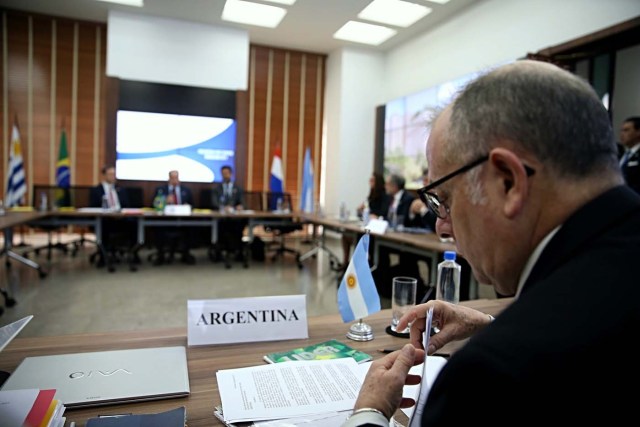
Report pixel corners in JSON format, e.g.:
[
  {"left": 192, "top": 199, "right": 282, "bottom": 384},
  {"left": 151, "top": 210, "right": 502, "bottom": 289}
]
[
  {"left": 396, "top": 300, "right": 493, "bottom": 354},
  {"left": 353, "top": 344, "right": 424, "bottom": 419}
]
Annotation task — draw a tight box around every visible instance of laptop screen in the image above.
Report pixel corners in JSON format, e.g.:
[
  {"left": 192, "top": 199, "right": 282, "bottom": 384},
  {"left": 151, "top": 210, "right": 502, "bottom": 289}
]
[{"left": 0, "top": 315, "right": 33, "bottom": 352}]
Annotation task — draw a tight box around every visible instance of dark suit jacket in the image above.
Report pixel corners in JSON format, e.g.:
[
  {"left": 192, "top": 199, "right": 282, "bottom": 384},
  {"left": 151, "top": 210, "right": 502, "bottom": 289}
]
[
  {"left": 621, "top": 148, "right": 640, "bottom": 194},
  {"left": 211, "top": 182, "right": 244, "bottom": 209},
  {"left": 152, "top": 185, "right": 193, "bottom": 205},
  {"left": 417, "top": 186, "right": 640, "bottom": 425},
  {"left": 387, "top": 190, "right": 415, "bottom": 227},
  {"left": 89, "top": 183, "right": 129, "bottom": 208}
]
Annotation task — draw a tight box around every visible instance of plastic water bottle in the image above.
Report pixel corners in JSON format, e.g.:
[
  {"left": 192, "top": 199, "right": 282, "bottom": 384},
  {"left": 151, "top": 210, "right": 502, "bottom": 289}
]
[
  {"left": 436, "top": 251, "right": 461, "bottom": 304},
  {"left": 339, "top": 202, "right": 347, "bottom": 221},
  {"left": 101, "top": 194, "right": 109, "bottom": 211},
  {"left": 361, "top": 201, "right": 370, "bottom": 226},
  {"left": 39, "top": 192, "right": 48, "bottom": 211}
]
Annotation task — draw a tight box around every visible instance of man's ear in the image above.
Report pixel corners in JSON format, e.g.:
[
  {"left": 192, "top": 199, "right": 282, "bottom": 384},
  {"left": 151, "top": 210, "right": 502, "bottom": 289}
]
[{"left": 488, "top": 148, "right": 530, "bottom": 218}]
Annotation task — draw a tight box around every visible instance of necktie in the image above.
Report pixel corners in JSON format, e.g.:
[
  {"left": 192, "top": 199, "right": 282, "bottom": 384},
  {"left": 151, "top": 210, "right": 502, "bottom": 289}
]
[
  {"left": 620, "top": 150, "right": 631, "bottom": 168},
  {"left": 174, "top": 187, "right": 180, "bottom": 205},
  {"left": 108, "top": 186, "right": 116, "bottom": 208}
]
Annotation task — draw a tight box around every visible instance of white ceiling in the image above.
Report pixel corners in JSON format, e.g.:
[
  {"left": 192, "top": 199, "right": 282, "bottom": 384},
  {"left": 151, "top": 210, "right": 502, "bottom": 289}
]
[{"left": 2, "top": 0, "right": 480, "bottom": 54}]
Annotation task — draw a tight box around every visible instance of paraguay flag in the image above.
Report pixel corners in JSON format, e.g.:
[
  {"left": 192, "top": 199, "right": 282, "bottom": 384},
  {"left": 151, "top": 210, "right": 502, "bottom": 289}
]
[
  {"left": 337, "top": 233, "right": 381, "bottom": 322},
  {"left": 6, "top": 123, "right": 27, "bottom": 207},
  {"left": 299, "top": 147, "right": 314, "bottom": 213},
  {"left": 270, "top": 147, "right": 284, "bottom": 193}
]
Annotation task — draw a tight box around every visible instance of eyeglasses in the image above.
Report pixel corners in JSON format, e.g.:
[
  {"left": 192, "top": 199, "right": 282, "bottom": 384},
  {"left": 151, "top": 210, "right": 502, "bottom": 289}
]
[{"left": 417, "top": 154, "right": 535, "bottom": 219}]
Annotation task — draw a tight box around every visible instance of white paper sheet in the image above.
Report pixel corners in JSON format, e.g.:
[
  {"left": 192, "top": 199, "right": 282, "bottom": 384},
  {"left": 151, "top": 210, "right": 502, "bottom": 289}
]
[{"left": 217, "top": 358, "right": 367, "bottom": 423}]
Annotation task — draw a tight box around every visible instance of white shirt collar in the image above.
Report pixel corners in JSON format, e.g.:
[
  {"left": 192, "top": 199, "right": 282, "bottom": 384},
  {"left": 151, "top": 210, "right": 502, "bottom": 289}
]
[{"left": 515, "top": 225, "right": 562, "bottom": 299}]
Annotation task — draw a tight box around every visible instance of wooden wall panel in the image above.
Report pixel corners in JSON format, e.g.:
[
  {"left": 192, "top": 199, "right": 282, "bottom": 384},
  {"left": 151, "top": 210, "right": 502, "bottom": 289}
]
[
  {"left": 1, "top": 9, "right": 106, "bottom": 204},
  {"left": 31, "top": 15, "right": 53, "bottom": 195}
]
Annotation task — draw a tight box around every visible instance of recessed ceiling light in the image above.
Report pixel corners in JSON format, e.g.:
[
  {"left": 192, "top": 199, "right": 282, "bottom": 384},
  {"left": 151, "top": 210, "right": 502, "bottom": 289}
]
[
  {"left": 358, "top": 0, "right": 431, "bottom": 28},
  {"left": 94, "top": 0, "right": 143, "bottom": 6},
  {"left": 222, "top": 0, "right": 287, "bottom": 28},
  {"left": 333, "top": 21, "right": 397, "bottom": 46},
  {"left": 260, "top": 0, "right": 297, "bottom": 5},
  {"left": 424, "top": 0, "right": 451, "bottom": 4}
]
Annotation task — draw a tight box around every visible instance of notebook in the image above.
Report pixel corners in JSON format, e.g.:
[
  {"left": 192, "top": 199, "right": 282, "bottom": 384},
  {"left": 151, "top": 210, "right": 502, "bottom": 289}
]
[
  {"left": 1, "top": 346, "right": 190, "bottom": 409},
  {"left": 0, "top": 315, "right": 33, "bottom": 352}
]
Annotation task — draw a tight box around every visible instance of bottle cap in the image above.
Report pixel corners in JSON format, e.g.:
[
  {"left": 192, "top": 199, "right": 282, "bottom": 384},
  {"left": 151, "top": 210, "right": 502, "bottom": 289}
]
[{"left": 444, "top": 250, "right": 456, "bottom": 261}]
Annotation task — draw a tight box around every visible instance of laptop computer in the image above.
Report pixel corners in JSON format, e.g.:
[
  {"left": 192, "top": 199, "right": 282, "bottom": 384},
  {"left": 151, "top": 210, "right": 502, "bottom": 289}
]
[{"left": 1, "top": 346, "right": 190, "bottom": 408}]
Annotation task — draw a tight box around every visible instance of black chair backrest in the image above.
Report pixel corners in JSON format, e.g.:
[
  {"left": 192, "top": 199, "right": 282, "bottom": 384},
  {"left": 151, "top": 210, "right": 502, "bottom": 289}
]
[
  {"left": 199, "top": 188, "right": 215, "bottom": 209},
  {"left": 266, "top": 192, "right": 293, "bottom": 211},
  {"left": 32, "top": 185, "right": 93, "bottom": 209},
  {"left": 244, "top": 191, "right": 264, "bottom": 211},
  {"left": 123, "top": 186, "right": 144, "bottom": 208}
]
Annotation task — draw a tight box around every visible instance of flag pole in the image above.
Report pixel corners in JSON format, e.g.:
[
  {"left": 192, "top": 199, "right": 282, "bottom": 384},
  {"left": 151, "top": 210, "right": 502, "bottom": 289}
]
[{"left": 346, "top": 229, "right": 375, "bottom": 342}]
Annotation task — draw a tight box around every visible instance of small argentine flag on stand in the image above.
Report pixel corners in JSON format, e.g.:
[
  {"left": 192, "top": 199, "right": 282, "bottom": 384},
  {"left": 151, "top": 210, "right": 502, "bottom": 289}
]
[{"left": 337, "top": 232, "right": 380, "bottom": 341}]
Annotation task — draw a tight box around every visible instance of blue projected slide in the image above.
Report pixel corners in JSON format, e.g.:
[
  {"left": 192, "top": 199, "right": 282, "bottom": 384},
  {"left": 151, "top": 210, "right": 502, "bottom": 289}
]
[{"left": 115, "top": 111, "right": 236, "bottom": 183}]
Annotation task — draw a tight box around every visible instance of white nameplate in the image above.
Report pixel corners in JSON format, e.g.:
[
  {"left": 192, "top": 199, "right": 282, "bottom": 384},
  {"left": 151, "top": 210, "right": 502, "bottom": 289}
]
[
  {"left": 164, "top": 204, "right": 192, "bottom": 215},
  {"left": 365, "top": 218, "right": 388, "bottom": 235},
  {"left": 187, "top": 295, "right": 308, "bottom": 346}
]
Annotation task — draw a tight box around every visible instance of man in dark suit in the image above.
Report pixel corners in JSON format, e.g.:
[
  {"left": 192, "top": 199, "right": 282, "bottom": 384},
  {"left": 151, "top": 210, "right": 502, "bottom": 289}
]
[
  {"left": 152, "top": 170, "right": 195, "bottom": 265},
  {"left": 89, "top": 165, "right": 135, "bottom": 268},
  {"left": 211, "top": 165, "right": 246, "bottom": 266},
  {"left": 89, "top": 165, "right": 128, "bottom": 209},
  {"left": 345, "top": 61, "right": 640, "bottom": 426},
  {"left": 619, "top": 116, "right": 640, "bottom": 193},
  {"left": 373, "top": 174, "right": 417, "bottom": 297}
]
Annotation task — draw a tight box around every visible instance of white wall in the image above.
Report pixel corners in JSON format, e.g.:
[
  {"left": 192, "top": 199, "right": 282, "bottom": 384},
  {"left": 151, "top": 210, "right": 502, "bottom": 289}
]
[
  {"left": 107, "top": 11, "right": 249, "bottom": 90},
  {"left": 612, "top": 44, "right": 640, "bottom": 140},
  {"left": 323, "top": 48, "right": 385, "bottom": 216},
  {"left": 385, "top": 0, "right": 640, "bottom": 101},
  {"left": 323, "top": 0, "right": 640, "bottom": 213}
]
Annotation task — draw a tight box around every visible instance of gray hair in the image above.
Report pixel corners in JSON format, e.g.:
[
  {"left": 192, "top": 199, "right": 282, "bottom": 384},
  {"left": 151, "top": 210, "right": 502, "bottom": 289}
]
[{"left": 446, "top": 60, "right": 618, "bottom": 179}]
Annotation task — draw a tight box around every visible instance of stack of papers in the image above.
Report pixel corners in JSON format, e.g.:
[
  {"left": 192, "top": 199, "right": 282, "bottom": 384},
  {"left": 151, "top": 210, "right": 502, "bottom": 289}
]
[
  {"left": 216, "top": 358, "right": 368, "bottom": 424},
  {"left": 0, "top": 389, "right": 65, "bottom": 427}
]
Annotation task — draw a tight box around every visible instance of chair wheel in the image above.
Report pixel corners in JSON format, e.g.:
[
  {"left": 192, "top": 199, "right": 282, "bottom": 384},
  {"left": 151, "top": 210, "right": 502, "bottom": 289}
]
[
  {"left": 38, "top": 270, "right": 47, "bottom": 279},
  {"left": 108, "top": 266, "right": 116, "bottom": 273},
  {"left": 5, "top": 297, "right": 16, "bottom": 307}
]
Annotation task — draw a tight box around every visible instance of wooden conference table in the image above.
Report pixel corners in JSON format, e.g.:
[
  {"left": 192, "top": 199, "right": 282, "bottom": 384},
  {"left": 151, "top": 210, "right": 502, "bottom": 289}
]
[{"left": 0, "top": 298, "right": 511, "bottom": 426}]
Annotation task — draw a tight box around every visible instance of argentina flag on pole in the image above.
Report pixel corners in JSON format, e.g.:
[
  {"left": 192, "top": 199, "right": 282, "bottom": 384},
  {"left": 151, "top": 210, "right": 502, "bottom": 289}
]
[{"left": 337, "top": 233, "right": 381, "bottom": 323}]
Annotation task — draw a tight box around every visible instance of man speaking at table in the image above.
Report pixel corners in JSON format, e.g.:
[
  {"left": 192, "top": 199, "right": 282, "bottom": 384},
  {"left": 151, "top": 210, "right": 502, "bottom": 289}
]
[{"left": 344, "top": 60, "right": 640, "bottom": 425}]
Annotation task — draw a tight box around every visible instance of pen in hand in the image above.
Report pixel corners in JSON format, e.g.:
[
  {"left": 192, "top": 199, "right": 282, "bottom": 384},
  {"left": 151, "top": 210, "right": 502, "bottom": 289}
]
[{"left": 377, "top": 347, "right": 450, "bottom": 358}]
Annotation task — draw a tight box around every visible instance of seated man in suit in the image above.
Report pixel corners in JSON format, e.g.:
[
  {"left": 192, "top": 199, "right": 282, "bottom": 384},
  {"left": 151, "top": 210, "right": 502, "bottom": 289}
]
[
  {"left": 619, "top": 116, "right": 640, "bottom": 194},
  {"left": 373, "top": 174, "right": 419, "bottom": 297},
  {"left": 408, "top": 168, "right": 437, "bottom": 231},
  {"left": 152, "top": 170, "right": 195, "bottom": 265},
  {"left": 89, "top": 165, "right": 134, "bottom": 267},
  {"left": 211, "top": 165, "right": 246, "bottom": 265}
]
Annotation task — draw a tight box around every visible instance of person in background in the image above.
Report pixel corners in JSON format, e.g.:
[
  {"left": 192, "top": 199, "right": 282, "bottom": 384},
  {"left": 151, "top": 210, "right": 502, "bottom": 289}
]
[
  {"left": 619, "top": 116, "right": 640, "bottom": 193},
  {"left": 340, "top": 172, "right": 389, "bottom": 268},
  {"left": 89, "top": 165, "right": 133, "bottom": 267},
  {"left": 211, "top": 165, "right": 246, "bottom": 265},
  {"left": 384, "top": 174, "right": 414, "bottom": 228},
  {"left": 89, "top": 165, "right": 128, "bottom": 210},
  {"left": 152, "top": 170, "right": 195, "bottom": 265},
  {"left": 408, "top": 168, "right": 437, "bottom": 230},
  {"left": 344, "top": 60, "right": 640, "bottom": 426}
]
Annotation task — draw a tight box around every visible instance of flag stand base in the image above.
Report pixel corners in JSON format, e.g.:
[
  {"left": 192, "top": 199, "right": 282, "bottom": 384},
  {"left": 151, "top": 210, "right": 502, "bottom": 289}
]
[{"left": 346, "top": 319, "right": 374, "bottom": 341}]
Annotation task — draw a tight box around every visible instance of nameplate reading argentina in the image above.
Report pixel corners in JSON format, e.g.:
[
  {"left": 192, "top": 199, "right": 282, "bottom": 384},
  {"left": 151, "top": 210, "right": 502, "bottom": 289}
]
[{"left": 187, "top": 295, "right": 308, "bottom": 346}]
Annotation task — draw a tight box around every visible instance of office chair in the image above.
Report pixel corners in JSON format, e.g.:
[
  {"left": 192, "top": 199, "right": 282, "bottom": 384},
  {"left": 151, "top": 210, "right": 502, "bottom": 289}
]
[
  {"left": 264, "top": 192, "right": 303, "bottom": 269},
  {"left": 23, "top": 185, "right": 85, "bottom": 260}
]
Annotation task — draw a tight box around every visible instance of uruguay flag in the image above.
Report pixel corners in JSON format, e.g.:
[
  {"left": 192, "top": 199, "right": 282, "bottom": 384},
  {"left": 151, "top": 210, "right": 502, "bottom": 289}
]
[
  {"left": 300, "top": 147, "right": 314, "bottom": 213},
  {"left": 270, "top": 148, "right": 284, "bottom": 193},
  {"left": 337, "top": 233, "right": 381, "bottom": 322},
  {"left": 6, "top": 123, "right": 27, "bottom": 207}
]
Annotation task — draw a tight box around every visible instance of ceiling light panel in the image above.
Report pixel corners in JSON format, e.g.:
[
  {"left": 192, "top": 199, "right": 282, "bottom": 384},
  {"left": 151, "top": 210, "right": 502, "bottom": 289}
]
[
  {"left": 358, "top": 0, "right": 431, "bottom": 28},
  {"left": 333, "top": 21, "right": 398, "bottom": 46},
  {"left": 94, "top": 0, "right": 144, "bottom": 6},
  {"left": 222, "top": 0, "right": 287, "bottom": 28},
  {"left": 423, "top": 0, "right": 451, "bottom": 4},
  {"left": 260, "top": 0, "right": 297, "bottom": 5}
]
